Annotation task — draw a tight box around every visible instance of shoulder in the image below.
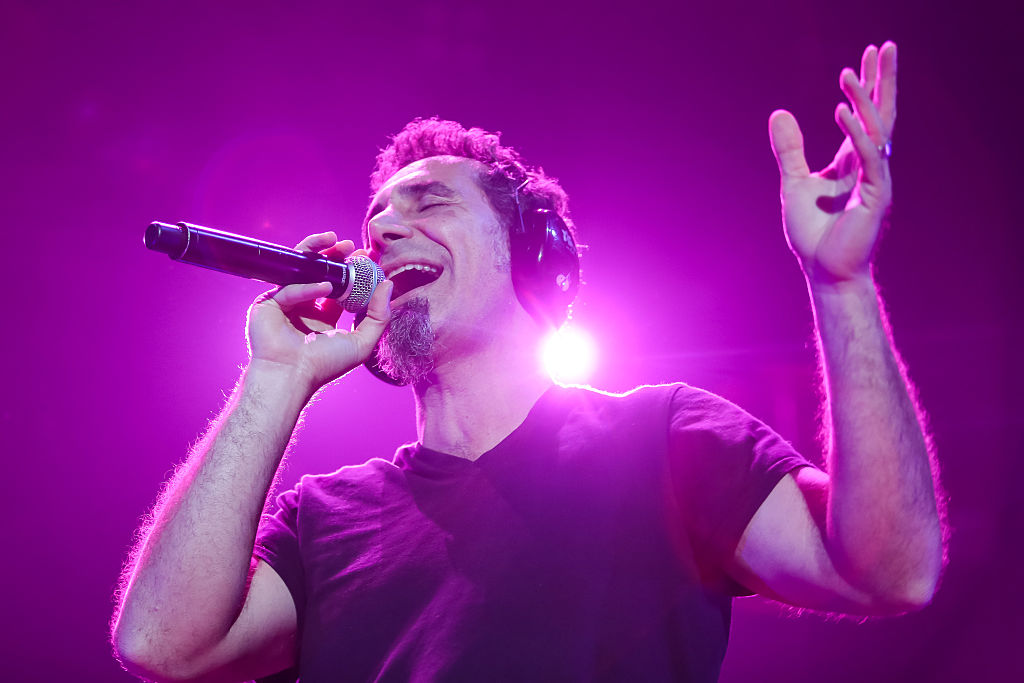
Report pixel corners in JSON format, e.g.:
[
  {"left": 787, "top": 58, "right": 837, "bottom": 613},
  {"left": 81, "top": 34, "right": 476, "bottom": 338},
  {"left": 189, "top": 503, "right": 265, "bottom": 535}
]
[
  {"left": 303, "top": 456, "right": 400, "bottom": 488},
  {"left": 556, "top": 382, "right": 751, "bottom": 432},
  {"left": 666, "top": 383, "right": 781, "bottom": 445},
  {"left": 554, "top": 381, "right": 684, "bottom": 416},
  {"left": 276, "top": 456, "right": 404, "bottom": 512},
  {"left": 552, "top": 381, "right": 785, "bottom": 443}
]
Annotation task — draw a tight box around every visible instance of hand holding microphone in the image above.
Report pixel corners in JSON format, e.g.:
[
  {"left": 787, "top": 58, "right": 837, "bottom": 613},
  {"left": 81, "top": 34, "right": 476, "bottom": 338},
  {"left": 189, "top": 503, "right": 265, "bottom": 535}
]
[
  {"left": 145, "top": 221, "right": 386, "bottom": 310},
  {"left": 145, "top": 222, "right": 393, "bottom": 392}
]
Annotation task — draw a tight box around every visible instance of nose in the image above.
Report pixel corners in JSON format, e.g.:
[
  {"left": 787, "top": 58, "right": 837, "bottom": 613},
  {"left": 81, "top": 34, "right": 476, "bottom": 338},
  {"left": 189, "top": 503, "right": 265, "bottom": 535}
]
[{"left": 366, "top": 208, "right": 413, "bottom": 254}]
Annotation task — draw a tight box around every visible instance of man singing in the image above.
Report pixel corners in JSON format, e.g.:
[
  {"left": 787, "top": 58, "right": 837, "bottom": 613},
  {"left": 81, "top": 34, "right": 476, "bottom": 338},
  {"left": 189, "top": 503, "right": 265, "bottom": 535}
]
[{"left": 113, "top": 41, "right": 943, "bottom": 682}]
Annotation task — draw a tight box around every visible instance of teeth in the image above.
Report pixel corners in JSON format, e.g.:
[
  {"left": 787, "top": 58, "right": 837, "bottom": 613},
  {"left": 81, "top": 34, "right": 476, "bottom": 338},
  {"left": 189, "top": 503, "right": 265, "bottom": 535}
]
[{"left": 387, "top": 263, "right": 440, "bottom": 279}]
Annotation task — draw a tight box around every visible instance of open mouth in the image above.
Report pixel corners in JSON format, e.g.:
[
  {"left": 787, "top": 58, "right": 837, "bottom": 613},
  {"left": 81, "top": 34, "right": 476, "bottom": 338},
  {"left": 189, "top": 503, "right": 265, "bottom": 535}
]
[{"left": 388, "top": 263, "right": 443, "bottom": 300}]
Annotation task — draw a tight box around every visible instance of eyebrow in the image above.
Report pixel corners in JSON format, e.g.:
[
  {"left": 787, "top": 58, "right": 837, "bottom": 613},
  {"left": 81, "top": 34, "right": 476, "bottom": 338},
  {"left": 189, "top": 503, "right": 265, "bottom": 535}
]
[{"left": 367, "top": 180, "right": 458, "bottom": 221}]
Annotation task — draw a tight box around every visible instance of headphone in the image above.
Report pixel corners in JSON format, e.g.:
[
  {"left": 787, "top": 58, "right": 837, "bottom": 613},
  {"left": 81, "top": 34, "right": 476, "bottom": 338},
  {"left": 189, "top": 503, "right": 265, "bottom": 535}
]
[
  {"left": 361, "top": 168, "right": 581, "bottom": 385},
  {"left": 508, "top": 177, "right": 581, "bottom": 327}
]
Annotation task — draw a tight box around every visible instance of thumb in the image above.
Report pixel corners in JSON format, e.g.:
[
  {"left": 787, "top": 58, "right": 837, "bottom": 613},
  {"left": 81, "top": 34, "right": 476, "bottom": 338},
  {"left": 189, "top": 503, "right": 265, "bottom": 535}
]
[
  {"left": 769, "top": 109, "right": 811, "bottom": 178},
  {"left": 351, "top": 279, "right": 393, "bottom": 347}
]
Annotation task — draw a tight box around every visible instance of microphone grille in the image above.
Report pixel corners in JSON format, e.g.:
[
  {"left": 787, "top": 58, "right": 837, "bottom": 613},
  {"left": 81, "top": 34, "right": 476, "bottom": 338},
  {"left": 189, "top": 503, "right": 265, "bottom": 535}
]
[{"left": 344, "top": 255, "right": 386, "bottom": 312}]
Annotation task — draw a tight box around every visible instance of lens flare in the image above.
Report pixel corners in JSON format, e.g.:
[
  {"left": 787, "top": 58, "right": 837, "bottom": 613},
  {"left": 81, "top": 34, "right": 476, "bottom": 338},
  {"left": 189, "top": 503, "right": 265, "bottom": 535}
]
[{"left": 542, "top": 326, "right": 597, "bottom": 384}]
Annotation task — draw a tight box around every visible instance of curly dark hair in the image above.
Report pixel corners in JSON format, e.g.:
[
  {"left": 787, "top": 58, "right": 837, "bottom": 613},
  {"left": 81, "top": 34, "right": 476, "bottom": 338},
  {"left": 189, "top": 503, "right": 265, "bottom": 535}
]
[{"left": 367, "top": 117, "right": 576, "bottom": 248}]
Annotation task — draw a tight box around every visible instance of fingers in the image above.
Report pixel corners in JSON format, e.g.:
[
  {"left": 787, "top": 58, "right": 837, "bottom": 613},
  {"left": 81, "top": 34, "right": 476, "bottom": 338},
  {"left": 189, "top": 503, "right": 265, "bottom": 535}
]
[
  {"left": 840, "top": 68, "right": 886, "bottom": 145},
  {"left": 293, "top": 233, "right": 370, "bottom": 266},
  {"left": 834, "top": 103, "right": 886, "bottom": 185},
  {"left": 313, "top": 239, "right": 371, "bottom": 323},
  {"left": 859, "top": 44, "right": 878, "bottom": 102},
  {"left": 361, "top": 280, "right": 393, "bottom": 324},
  {"left": 269, "top": 281, "right": 334, "bottom": 310},
  {"left": 876, "top": 41, "right": 898, "bottom": 133},
  {"left": 320, "top": 239, "right": 359, "bottom": 261},
  {"left": 263, "top": 229, "right": 371, "bottom": 323},
  {"left": 768, "top": 110, "right": 811, "bottom": 178},
  {"left": 351, "top": 280, "right": 394, "bottom": 344},
  {"left": 294, "top": 231, "right": 338, "bottom": 252}
]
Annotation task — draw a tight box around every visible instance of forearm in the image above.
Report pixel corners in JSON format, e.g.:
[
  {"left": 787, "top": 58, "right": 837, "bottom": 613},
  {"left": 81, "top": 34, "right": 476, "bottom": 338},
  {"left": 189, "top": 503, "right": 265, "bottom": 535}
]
[
  {"left": 114, "top": 360, "right": 310, "bottom": 666},
  {"left": 810, "top": 275, "right": 943, "bottom": 606}
]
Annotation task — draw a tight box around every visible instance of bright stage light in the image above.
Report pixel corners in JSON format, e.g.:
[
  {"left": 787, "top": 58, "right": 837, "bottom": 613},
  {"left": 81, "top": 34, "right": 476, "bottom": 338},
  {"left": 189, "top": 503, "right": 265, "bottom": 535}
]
[{"left": 542, "top": 326, "right": 598, "bottom": 384}]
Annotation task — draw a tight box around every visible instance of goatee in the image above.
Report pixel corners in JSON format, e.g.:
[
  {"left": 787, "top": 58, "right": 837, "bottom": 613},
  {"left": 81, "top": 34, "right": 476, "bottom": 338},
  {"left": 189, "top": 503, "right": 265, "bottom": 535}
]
[{"left": 376, "top": 297, "right": 435, "bottom": 386}]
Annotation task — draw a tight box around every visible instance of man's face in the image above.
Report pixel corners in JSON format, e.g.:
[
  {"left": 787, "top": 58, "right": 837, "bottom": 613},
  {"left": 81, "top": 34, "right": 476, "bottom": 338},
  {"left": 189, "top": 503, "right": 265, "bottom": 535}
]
[{"left": 365, "top": 156, "right": 521, "bottom": 351}]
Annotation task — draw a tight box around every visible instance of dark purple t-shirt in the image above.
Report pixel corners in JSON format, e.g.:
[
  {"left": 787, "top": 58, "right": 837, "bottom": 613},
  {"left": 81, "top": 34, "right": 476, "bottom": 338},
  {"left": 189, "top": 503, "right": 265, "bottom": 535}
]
[{"left": 255, "top": 383, "right": 812, "bottom": 682}]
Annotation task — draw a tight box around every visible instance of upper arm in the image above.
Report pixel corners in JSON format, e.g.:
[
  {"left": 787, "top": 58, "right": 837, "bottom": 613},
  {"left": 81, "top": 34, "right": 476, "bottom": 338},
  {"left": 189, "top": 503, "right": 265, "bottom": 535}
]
[
  {"left": 727, "top": 468, "right": 895, "bottom": 616},
  {"left": 181, "top": 559, "right": 298, "bottom": 682}
]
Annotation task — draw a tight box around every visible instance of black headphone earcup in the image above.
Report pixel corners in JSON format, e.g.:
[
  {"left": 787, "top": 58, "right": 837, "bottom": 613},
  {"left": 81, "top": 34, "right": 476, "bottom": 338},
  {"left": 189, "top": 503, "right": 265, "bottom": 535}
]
[{"left": 510, "top": 207, "right": 580, "bottom": 326}]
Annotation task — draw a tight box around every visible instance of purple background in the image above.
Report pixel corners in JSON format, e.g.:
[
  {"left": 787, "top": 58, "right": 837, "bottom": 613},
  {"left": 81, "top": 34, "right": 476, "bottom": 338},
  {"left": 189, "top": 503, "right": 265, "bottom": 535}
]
[{"left": 3, "top": 1, "right": 1021, "bottom": 680}]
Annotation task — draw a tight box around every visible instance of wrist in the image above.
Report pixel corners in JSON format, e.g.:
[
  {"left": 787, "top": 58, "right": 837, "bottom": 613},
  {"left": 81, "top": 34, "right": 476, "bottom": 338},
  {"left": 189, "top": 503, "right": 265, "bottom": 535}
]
[
  {"left": 805, "top": 271, "right": 877, "bottom": 301},
  {"left": 243, "top": 358, "right": 317, "bottom": 409},
  {"left": 805, "top": 273, "right": 886, "bottom": 335}
]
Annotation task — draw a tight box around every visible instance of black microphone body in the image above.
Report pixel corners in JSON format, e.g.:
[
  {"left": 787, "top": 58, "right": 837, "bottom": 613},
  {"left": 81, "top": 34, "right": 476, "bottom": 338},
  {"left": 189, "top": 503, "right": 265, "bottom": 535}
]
[{"left": 144, "top": 221, "right": 384, "bottom": 312}]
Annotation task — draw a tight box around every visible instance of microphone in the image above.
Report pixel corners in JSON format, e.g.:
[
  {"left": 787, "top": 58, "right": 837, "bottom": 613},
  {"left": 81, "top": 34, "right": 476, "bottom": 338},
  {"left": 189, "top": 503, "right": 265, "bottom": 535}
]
[{"left": 144, "top": 221, "right": 385, "bottom": 312}]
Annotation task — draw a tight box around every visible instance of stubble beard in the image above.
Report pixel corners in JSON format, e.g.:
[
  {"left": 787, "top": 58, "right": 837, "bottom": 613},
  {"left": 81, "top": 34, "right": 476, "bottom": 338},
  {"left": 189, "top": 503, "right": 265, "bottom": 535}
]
[{"left": 377, "top": 297, "right": 435, "bottom": 386}]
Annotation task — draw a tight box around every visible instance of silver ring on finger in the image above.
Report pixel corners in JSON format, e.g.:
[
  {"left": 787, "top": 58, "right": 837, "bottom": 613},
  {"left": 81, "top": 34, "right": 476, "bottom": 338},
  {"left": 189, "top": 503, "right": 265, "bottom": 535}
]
[{"left": 878, "top": 140, "right": 892, "bottom": 160}]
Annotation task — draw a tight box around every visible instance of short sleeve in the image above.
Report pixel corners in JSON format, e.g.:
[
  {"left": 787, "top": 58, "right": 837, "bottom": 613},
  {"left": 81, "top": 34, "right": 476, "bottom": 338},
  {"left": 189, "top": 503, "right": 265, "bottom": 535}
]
[
  {"left": 254, "top": 484, "right": 307, "bottom": 628},
  {"left": 668, "top": 384, "right": 815, "bottom": 573}
]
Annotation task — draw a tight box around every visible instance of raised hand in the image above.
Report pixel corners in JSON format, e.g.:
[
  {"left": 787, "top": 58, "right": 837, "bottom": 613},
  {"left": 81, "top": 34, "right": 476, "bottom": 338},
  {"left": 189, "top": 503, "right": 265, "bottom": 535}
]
[
  {"left": 769, "top": 42, "right": 897, "bottom": 287},
  {"left": 246, "top": 232, "right": 393, "bottom": 393}
]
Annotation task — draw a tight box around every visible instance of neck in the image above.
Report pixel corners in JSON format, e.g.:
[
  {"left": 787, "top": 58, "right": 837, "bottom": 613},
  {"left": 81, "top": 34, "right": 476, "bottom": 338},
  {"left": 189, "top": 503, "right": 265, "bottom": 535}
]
[{"left": 411, "top": 326, "right": 552, "bottom": 460}]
